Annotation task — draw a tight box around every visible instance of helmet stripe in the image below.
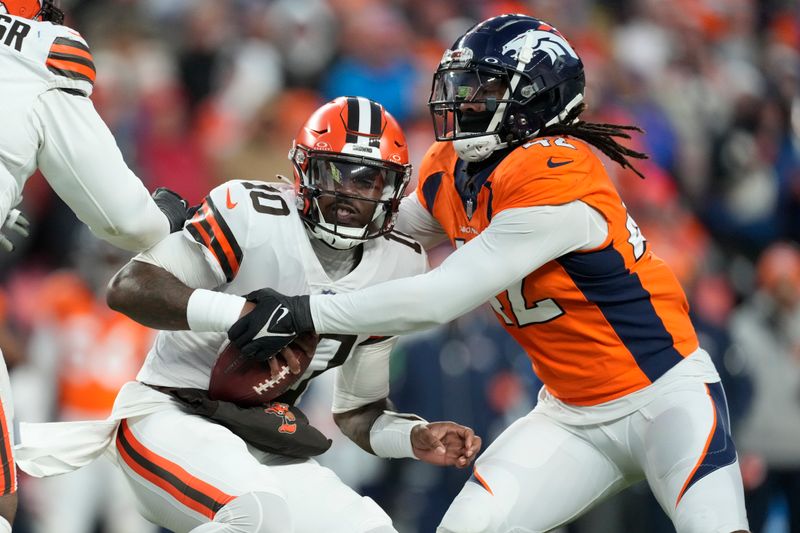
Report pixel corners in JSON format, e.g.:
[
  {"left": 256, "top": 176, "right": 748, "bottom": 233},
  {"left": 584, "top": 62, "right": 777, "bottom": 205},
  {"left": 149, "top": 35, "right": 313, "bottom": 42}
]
[
  {"left": 355, "top": 96, "right": 371, "bottom": 145},
  {"left": 368, "top": 100, "right": 382, "bottom": 147},
  {"left": 345, "top": 96, "right": 360, "bottom": 144}
]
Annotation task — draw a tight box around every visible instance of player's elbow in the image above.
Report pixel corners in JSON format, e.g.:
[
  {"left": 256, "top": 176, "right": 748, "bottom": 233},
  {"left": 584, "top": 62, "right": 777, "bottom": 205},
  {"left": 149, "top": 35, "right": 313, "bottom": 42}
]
[
  {"left": 104, "top": 216, "right": 168, "bottom": 252},
  {"left": 106, "top": 263, "right": 137, "bottom": 313}
]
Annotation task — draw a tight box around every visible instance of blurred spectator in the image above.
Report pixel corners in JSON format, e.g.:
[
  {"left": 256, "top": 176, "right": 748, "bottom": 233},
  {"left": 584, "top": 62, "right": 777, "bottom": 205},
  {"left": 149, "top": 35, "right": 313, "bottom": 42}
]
[
  {"left": 2, "top": 1, "right": 799, "bottom": 531},
  {"left": 322, "top": 4, "right": 424, "bottom": 123},
  {"left": 12, "top": 229, "right": 156, "bottom": 533},
  {"left": 731, "top": 242, "right": 800, "bottom": 532}
]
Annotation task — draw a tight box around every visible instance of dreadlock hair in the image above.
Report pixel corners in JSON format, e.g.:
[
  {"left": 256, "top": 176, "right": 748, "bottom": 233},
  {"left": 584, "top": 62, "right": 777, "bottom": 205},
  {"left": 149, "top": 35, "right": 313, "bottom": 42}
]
[{"left": 537, "top": 104, "right": 649, "bottom": 179}]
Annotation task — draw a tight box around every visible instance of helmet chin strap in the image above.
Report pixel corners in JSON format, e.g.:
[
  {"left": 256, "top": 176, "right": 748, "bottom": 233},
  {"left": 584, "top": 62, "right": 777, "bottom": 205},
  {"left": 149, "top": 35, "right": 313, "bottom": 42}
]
[{"left": 453, "top": 135, "right": 505, "bottom": 162}]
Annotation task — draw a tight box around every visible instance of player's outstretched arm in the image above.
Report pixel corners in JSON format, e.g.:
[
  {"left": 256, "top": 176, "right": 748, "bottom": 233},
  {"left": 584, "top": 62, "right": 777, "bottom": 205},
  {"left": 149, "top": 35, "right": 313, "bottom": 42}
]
[{"left": 334, "top": 400, "right": 480, "bottom": 468}]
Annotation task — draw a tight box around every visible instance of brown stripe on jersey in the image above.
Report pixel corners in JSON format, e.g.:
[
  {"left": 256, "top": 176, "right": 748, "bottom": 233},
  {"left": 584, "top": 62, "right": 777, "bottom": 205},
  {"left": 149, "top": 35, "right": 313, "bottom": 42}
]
[
  {"left": 52, "top": 36, "right": 91, "bottom": 54},
  {"left": 47, "top": 37, "right": 95, "bottom": 84},
  {"left": 0, "top": 397, "right": 14, "bottom": 495},
  {"left": 46, "top": 59, "right": 96, "bottom": 84},
  {"left": 186, "top": 198, "right": 242, "bottom": 282},
  {"left": 116, "top": 420, "right": 233, "bottom": 519}
]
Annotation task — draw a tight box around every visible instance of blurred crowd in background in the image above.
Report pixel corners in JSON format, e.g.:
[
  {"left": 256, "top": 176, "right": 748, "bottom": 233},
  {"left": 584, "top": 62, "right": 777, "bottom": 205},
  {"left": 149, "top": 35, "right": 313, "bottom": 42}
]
[{"left": 0, "top": 0, "right": 799, "bottom": 531}]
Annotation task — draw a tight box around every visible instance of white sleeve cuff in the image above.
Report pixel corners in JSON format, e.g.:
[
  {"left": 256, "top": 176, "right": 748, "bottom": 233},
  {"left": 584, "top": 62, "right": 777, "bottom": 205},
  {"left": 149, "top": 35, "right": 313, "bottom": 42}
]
[
  {"left": 369, "top": 411, "right": 427, "bottom": 459},
  {"left": 186, "top": 289, "right": 246, "bottom": 332}
]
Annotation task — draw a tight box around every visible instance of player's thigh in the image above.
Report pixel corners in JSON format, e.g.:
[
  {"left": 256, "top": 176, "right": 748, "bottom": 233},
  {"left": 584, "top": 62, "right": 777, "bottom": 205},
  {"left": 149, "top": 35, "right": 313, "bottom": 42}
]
[
  {"left": 269, "top": 460, "right": 395, "bottom": 533},
  {"left": 636, "top": 381, "right": 748, "bottom": 533},
  {"left": 438, "top": 411, "right": 628, "bottom": 533},
  {"left": 115, "top": 406, "right": 287, "bottom": 533}
]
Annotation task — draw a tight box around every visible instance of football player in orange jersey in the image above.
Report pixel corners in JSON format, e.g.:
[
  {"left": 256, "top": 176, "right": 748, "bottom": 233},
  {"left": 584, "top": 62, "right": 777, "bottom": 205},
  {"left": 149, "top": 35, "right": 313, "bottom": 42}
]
[{"left": 238, "top": 14, "right": 750, "bottom": 533}]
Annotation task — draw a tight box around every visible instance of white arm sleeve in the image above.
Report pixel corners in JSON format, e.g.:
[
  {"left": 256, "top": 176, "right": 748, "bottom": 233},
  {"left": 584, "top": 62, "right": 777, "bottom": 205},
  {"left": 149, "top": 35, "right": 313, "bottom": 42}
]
[
  {"left": 331, "top": 338, "right": 396, "bottom": 413},
  {"left": 133, "top": 231, "right": 223, "bottom": 290},
  {"left": 0, "top": 163, "right": 21, "bottom": 227},
  {"left": 394, "top": 194, "right": 449, "bottom": 250},
  {"left": 311, "top": 201, "right": 607, "bottom": 335},
  {"left": 33, "top": 90, "right": 170, "bottom": 252}
]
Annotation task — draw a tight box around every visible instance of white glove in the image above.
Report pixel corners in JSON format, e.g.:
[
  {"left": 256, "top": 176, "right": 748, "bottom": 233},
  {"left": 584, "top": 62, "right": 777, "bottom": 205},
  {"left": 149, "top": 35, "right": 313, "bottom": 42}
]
[{"left": 0, "top": 209, "right": 30, "bottom": 252}]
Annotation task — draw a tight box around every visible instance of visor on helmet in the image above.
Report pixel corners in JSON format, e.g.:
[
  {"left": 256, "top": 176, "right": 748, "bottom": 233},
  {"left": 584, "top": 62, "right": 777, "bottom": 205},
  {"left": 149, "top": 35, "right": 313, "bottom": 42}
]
[{"left": 430, "top": 68, "right": 516, "bottom": 140}]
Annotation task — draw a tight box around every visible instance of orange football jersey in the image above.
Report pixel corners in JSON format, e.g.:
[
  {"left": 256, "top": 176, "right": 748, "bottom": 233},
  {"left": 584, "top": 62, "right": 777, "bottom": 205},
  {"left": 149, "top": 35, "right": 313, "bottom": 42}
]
[
  {"left": 37, "top": 272, "right": 154, "bottom": 417},
  {"left": 416, "top": 137, "right": 699, "bottom": 405}
]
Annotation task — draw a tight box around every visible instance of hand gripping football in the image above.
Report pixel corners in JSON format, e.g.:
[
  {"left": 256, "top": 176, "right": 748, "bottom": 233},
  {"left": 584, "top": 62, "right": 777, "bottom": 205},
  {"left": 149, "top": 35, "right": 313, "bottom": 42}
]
[{"left": 208, "top": 333, "right": 319, "bottom": 406}]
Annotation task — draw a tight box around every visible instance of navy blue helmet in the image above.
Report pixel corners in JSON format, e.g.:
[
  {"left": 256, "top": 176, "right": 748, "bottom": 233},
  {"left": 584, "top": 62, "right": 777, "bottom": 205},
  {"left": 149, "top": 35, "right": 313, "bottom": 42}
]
[{"left": 428, "top": 14, "right": 585, "bottom": 161}]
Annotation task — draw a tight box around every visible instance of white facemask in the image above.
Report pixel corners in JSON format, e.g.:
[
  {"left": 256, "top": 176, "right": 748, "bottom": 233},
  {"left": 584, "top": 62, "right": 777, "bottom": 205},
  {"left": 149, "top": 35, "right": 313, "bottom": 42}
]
[{"left": 452, "top": 135, "right": 505, "bottom": 162}]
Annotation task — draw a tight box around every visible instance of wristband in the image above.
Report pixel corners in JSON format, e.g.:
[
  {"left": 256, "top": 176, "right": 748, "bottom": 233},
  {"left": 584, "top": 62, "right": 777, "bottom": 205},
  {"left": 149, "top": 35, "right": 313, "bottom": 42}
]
[
  {"left": 369, "top": 410, "right": 427, "bottom": 459},
  {"left": 186, "top": 289, "right": 247, "bottom": 332}
]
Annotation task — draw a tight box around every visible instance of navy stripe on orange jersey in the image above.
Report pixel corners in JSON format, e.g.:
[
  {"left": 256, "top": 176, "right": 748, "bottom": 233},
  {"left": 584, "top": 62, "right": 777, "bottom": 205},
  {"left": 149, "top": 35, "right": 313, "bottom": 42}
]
[
  {"left": 676, "top": 382, "right": 736, "bottom": 506},
  {"left": 421, "top": 172, "right": 443, "bottom": 214},
  {"left": 0, "top": 396, "right": 15, "bottom": 495},
  {"left": 47, "top": 37, "right": 95, "bottom": 84},
  {"left": 186, "top": 197, "right": 243, "bottom": 282},
  {"left": 557, "top": 245, "right": 684, "bottom": 382},
  {"left": 116, "top": 419, "right": 234, "bottom": 519}
]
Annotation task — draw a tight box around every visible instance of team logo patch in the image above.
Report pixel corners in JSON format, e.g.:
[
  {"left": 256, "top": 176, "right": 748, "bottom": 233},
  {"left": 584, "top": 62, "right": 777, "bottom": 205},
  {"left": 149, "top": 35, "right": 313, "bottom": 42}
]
[
  {"left": 502, "top": 29, "right": 578, "bottom": 64},
  {"left": 264, "top": 403, "right": 297, "bottom": 434}
]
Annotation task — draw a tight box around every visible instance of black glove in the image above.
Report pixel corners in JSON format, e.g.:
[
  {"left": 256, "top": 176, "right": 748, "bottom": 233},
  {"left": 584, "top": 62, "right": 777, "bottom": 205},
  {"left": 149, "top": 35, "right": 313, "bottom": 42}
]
[
  {"left": 152, "top": 187, "right": 190, "bottom": 233},
  {"left": 227, "top": 288, "right": 315, "bottom": 361}
]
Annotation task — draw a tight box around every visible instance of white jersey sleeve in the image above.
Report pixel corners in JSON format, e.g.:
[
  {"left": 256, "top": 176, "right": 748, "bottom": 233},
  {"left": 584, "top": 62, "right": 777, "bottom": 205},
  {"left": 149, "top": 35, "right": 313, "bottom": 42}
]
[
  {"left": 0, "top": 17, "right": 169, "bottom": 250},
  {"left": 134, "top": 231, "right": 222, "bottom": 290},
  {"left": 181, "top": 179, "right": 277, "bottom": 285},
  {"left": 331, "top": 337, "right": 397, "bottom": 413},
  {"left": 311, "top": 201, "right": 608, "bottom": 335},
  {"left": 394, "top": 193, "right": 448, "bottom": 251}
]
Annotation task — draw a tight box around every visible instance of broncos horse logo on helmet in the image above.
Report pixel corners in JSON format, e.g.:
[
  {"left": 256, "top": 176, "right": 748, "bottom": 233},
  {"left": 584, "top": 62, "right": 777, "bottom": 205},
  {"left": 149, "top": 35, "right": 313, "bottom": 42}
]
[
  {"left": 0, "top": 0, "right": 63, "bottom": 24},
  {"left": 428, "top": 14, "right": 585, "bottom": 162}
]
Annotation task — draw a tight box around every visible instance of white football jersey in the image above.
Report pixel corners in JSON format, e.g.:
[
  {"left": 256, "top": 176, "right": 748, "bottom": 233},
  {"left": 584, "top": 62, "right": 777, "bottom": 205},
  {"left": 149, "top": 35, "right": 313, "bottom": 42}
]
[
  {"left": 0, "top": 15, "right": 168, "bottom": 251},
  {"left": 137, "top": 181, "right": 428, "bottom": 404}
]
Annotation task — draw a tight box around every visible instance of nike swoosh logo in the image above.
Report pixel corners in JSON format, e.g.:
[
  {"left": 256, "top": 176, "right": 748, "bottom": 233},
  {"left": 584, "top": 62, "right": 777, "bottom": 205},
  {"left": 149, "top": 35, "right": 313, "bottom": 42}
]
[
  {"left": 226, "top": 188, "right": 238, "bottom": 209},
  {"left": 547, "top": 157, "right": 573, "bottom": 168},
  {"left": 270, "top": 306, "right": 290, "bottom": 328}
]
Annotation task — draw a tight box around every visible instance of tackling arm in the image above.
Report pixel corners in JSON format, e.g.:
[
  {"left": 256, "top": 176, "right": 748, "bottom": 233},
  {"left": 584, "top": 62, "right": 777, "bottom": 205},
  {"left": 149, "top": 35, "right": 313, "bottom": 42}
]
[
  {"left": 34, "top": 90, "right": 171, "bottom": 252},
  {"left": 310, "top": 200, "right": 607, "bottom": 335},
  {"left": 394, "top": 194, "right": 449, "bottom": 251}
]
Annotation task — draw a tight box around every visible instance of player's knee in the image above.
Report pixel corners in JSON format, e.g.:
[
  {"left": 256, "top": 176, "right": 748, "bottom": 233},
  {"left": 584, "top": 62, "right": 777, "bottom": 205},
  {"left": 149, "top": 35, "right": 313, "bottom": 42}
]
[
  {"left": 437, "top": 482, "right": 495, "bottom": 533},
  {"left": 211, "top": 490, "right": 292, "bottom": 533}
]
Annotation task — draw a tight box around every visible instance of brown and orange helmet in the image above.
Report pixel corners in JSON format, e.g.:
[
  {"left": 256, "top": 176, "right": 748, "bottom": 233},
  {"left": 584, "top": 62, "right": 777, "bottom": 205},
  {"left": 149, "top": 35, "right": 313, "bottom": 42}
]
[
  {"left": 0, "top": 0, "right": 63, "bottom": 23},
  {"left": 289, "top": 96, "right": 411, "bottom": 249}
]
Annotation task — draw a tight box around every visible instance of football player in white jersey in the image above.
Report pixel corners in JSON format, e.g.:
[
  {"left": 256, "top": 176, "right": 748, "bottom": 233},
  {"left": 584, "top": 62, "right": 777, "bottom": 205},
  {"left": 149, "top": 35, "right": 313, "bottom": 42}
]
[
  {"left": 14, "top": 97, "right": 481, "bottom": 533},
  {"left": 0, "top": 1, "right": 188, "bottom": 529}
]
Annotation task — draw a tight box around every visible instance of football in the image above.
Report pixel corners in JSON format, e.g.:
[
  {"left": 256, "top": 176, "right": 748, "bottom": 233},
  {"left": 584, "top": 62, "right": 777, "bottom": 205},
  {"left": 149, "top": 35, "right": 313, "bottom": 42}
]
[{"left": 208, "top": 333, "right": 319, "bottom": 406}]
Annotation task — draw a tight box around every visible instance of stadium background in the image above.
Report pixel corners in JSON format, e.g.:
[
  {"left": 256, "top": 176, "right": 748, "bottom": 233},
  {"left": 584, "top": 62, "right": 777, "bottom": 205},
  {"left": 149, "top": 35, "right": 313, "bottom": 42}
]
[{"left": 1, "top": 0, "right": 799, "bottom": 531}]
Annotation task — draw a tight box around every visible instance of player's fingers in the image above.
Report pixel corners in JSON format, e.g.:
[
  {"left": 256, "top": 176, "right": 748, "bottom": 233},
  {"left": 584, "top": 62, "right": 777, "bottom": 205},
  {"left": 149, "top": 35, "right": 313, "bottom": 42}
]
[
  {"left": 414, "top": 426, "right": 446, "bottom": 455},
  {"left": 0, "top": 235, "right": 14, "bottom": 252},
  {"left": 280, "top": 346, "right": 302, "bottom": 374},
  {"left": 267, "top": 354, "right": 282, "bottom": 378}
]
